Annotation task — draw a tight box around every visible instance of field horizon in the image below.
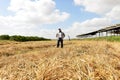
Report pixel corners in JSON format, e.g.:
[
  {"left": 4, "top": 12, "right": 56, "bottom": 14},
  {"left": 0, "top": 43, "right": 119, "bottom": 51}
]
[{"left": 0, "top": 40, "right": 120, "bottom": 80}]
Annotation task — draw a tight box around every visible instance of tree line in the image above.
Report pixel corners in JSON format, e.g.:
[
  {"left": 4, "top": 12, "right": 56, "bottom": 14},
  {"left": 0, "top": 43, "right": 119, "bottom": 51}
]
[{"left": 0, "top": 35, "right": 51, "bottom": 42}]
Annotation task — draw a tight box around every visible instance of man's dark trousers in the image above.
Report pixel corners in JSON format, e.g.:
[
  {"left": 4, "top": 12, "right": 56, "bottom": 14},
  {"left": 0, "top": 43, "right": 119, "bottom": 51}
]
[{"left": 57, "top": 38, "right": 63, "bottom": 48}]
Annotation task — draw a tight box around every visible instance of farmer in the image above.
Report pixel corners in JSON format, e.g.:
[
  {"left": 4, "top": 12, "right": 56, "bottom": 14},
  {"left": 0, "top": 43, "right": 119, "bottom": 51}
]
[{"left": 56, "top": 28, "right": 65, "bottom": 48}]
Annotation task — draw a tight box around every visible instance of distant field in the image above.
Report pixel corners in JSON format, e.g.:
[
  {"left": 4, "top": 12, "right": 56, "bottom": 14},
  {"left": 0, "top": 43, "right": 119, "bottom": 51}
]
[{"left": 0, "top": 40, "right": 120, "bottom": 80}]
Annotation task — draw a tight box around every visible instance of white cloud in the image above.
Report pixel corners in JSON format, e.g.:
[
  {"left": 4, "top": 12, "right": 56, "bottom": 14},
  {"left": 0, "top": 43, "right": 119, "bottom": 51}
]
[
  {"left": 7, "top": 0, "right": 70, "bottom": 25},
  {"left": 74, "top": 0, "right": 120, "bottom": 15},
  {"left": 66, "top": 17, "right": 112, "bottom": 38},
  {"left": 0, "top": 0, "right": 70, "bottom": 27},
  {"left": 106, "top": 6, "right": 120, "bottom": 20}
]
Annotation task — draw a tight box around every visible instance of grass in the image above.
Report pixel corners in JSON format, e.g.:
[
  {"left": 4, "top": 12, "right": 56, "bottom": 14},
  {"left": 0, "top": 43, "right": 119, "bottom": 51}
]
[
  {"left": 0, "top": 40, "right": 120, "bottom": 80},
  {"left": 85, "top": 36, "right": 120, "bottom": 42}
]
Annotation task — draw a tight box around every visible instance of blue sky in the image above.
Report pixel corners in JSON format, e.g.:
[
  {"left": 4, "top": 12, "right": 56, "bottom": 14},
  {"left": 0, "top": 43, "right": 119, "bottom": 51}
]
[{"left": 0, "top": 0, "right": 120, "bottom": 39}]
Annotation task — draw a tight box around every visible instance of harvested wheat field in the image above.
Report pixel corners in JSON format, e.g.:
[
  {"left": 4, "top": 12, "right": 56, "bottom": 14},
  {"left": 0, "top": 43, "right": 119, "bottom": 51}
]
[{"left": 0, "top": 40, "right": 120, "bottom": 80}]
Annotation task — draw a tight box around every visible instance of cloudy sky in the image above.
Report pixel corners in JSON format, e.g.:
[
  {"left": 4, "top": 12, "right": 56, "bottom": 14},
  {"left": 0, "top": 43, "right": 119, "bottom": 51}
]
[{"left": 0, "top": 0, "right": 120, "bottom": 39}]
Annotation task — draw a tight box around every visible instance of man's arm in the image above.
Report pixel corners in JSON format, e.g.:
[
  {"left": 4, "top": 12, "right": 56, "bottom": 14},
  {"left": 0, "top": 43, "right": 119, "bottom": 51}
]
[
  {"left": 56, "top": 33, "right": 58, "bottom": 38},
  {"left": 62, "top": 32, "right": 65, "bottom": 38}
]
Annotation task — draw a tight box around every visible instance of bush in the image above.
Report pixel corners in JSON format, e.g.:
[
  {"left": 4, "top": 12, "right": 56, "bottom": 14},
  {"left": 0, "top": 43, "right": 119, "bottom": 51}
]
[
  {"left": 0, "top": 35, "right": 10, "bottom": 40},
  {"left": 10, "top": 35, "right": 51, "bottom": 42},
  {"left": 10, "top": 35, "right": 26, "bottom": 41},
  {"left": 0, "top": 35, "right": 51, "bottom": 42}
]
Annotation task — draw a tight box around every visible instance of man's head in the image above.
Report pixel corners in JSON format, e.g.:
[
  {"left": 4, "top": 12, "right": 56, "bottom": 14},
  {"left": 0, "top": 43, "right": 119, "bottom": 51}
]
[{"left": 58, "top": 28, "right": 62, "bottom": 32}]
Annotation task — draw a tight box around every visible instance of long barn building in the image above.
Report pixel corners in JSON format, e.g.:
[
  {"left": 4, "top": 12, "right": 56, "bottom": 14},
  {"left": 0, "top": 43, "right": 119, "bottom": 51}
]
[{"left": 76, "top": 24, "right": 120, "bottom": 38}]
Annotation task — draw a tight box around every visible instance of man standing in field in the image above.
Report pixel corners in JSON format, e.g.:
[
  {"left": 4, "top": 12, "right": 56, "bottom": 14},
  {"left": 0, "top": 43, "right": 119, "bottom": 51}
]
[{"left": 56, "top": 28, "right": 65, "bottom": 48}]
